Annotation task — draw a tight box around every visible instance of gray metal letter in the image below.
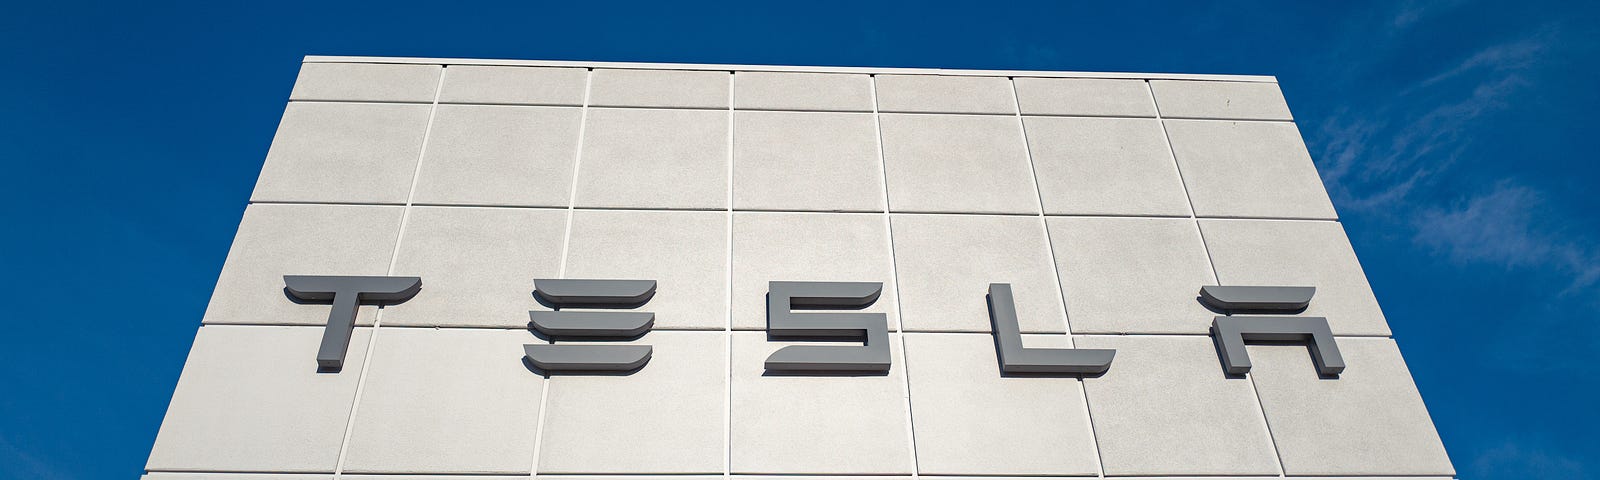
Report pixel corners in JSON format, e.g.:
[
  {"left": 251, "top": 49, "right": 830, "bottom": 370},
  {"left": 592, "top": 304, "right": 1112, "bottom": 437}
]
[
  {"left": 525, "top": 279, "right": 656, "bottom": 372},
  {"left": 534, "top": 279, "right": 656, "bottom": 305},
  {"left": 1199, "top": 285, "right": 1315, "bottom": 312},
  {"left": 764, "top": 281, "right": 891, "bottom": 373},
  {"left": 1212, "top": 316, "right": 1345, "bottom": 376},
  {"left": 1202, "top": 285, "right": 1344, "bottom": 376},
  {"left": 988, "top": 283, "right": 1114, "bottom": 374},
  {"left": 283, "top": 275, "right": 422, "bottom": 371}
]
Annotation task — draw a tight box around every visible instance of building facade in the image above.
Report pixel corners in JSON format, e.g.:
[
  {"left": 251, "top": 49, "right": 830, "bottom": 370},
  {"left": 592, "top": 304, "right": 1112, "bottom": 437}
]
[{"left": 143, "top": 56, "right": 1454, "bottom": 479}]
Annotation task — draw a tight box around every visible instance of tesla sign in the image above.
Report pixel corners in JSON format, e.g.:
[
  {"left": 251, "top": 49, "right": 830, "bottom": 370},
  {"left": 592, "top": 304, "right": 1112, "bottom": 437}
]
[{"left": 281, "top": 275, "right": 1345, "bottom": 378}]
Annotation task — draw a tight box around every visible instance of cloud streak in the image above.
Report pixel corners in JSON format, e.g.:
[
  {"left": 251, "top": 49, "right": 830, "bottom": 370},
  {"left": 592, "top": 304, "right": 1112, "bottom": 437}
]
[
  {"left": 1412, "top": 183, "right": 1600, "bottom": 292},
  {"left": 1309, "top": 16, "right": 1599, "bottom": 294},
  {"left": 1316, "top": 31, "right": 1549, "bottom": 214}
]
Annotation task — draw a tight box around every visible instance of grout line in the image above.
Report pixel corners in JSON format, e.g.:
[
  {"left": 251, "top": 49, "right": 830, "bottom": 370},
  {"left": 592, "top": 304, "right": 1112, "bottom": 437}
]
[
  {"left": 724, "top": 70, "right": 736, "bottom": 480},
  {"left": 723, "top": 208, "right": 888, "bottom": 216},
  {"left": 244, "top": 201, "right": 1340, "bottom": 223},
  {"left": 1144, "top": 81, "right": 1201, "bottom": 227},
  {"left": 872, "top": 74, "right": 922, "bottom": 478},
  {"left": 406, "top": 202, "right": 568, "bottom": 211},
  {"left": 287, "top": 98, "right": 1293, "bottom": 123},
  {"left": 530, "top": 68, "right": 595, "bottom": 480},
  {"left": 1193, "top": 215, "right": 1340, "bottom": 222},
  {"left": 1161, "top": 115, "right": 1296, "bottom": 123},
  {"left": 330, "top": 64, "right": 449, "bottom": 480},
  {"left": 732, "top": 107, "right": 875, "bottom": 114},
  {"left": 589, "top": 104, "right": 730, "bottom": 112},
  {"left": 1146, "top": 80, "right": 1287, "bottom": 478},
  {"left": 549, "top": 205, "right": 729, "bottom": 213},
  {"left": 289, "top": 98, "right": 433, "bottom": 106},
  {"left": 883, "top": 210, "right": 1042, "bottom": 217},
  {"left": 557, "top": 69, "right": 596, "bottom": 291},
  {"left": 436, "top": 101, "right": 584, "bottom": 108},
  {"left": 247, "top": 200, "right": 409, "bottom": 207},
  {"left": 1044, "top": 212, "right": 1192, "bottom": 219},
  {"left": 1010, "top": 77, "right": 1106, "bottom": 478}
]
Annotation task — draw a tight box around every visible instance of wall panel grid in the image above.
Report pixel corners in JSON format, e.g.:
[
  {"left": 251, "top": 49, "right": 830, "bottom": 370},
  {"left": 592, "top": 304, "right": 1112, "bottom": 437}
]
[{"left": 147, "top": 61, "right": 1452, "bottom": 479}]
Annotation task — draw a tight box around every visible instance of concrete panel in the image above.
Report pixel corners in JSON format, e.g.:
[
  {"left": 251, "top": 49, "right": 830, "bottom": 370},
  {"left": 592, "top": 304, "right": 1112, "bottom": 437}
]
[
  {"left": 537, "top": 331, "right": 726, "bottom": 473},
  {"left": 891, "top": 214, "right": 1065, "bottom": 333},
  {"left": 732, "top": 111, "right": 884, "bottom": 212},
  {"left": 1024, "top": 116, "right": 1190, "bottom": 216},
  {"left": 879, "top": 114, "right": 1039, "bottom": 214},
  {"left": 902, "top": 333, "right": 1098, "bottom": 475},
  {"left": 563, "top": 209, "right": 727, "bottom": 330},
  {"left": 875, "top": 74, "right": 1016, "bottom": 114},
  {"left": 1076, "top": 335, "right": 1279, "bottom": 475},
  {"left": 1151, "top": 80, "right": 1293, "bottom": 120},
  {"left": 250, "top": 102, "right": 431, "bottom": 204},
  {"left": 574, "top": 108, "right": 729, "bottom": 209},
  {"left": 342, "top": 328, "right": 542, "bottom": 474},
  {"left": 382, "top": 206, "right": 566, "bottom": 328},
  {"left": 289, "top": 63, "right": 441, "bottom": 103},
  {"left": 1014, "top": 78, "right": 1156, "bottom": 117},
  {"left": 438, "top": 65, "right": 587, "bottom": 105},
  {"left": 203, "top": 204, "right": 401, "bottom": 326},
  {"left": 410, "top": 105, "right": 582, "bottom": 207},
  {"left": 729, "top": 332, "right": 913, "bottom": 474},
  {"left": 731, "top": 212, "right": 897, "bottom": 329},
  {"left": 734, "top": 71, "right": 874, "bottom": 112},
  {"left": 146, "top": 326, "right": 370, "bottom": 472},
  {"left": 1201, "top": 219, "right": 1391, "bottom": 336},
  {"left": 1048, "top": 217, "right": 1216, "bottom": 334},
  {"left": 1165, "top": 120, "right": 1337, "bottom": 219},
  {"left": 1251, "top": 338, "right": 1453, "bottom": 476},
  {"left": 590, "top": 68, "right": 729, "bottom": 108}
]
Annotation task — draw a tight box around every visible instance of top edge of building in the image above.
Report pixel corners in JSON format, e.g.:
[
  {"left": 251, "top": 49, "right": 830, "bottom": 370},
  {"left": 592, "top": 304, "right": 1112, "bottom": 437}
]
[{"left": 304, "top": 55, "right": 1279, "bottom": 83}]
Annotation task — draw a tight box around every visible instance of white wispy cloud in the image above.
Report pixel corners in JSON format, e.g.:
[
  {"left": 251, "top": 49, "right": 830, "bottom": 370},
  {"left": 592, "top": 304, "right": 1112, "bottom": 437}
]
[
  {"left": 1308, "top": 12, "right": 1600, "bottom": 295},
  {"left": 1392, "top": 0, "right": 1467, "bottom": 29},
  {"left": 1316, "top": 31, "right": 1549, "bottom": 214},
  {"left": 1412, "top": 183, "right": 1600, "bottom": 291}
]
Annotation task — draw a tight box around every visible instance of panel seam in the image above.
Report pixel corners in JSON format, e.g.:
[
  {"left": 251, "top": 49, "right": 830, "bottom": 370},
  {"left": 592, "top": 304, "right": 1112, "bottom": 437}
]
[
  {"left": 529, "top": 67, "right": 594, "bottom": 480},
  {"left": 724, "top": 69, "right": 736, "bottom": 480},
  {"left": 1147, "top": 80, "right": 1288, "bottom": 477},
  {"left": 872, "top": 74, "right": 923, "bottom": 478},
  {"left": 1010, "top": 77, "right": 1107, "bottom": 478},
  {"left": 329, "top": 64, "right": 448, "bottom": 480}
]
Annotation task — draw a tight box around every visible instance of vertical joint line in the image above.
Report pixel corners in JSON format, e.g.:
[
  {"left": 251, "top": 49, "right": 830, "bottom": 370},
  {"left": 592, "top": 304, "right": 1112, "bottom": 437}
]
[
  {"left": 873, "top": 74, "right": 921, "bottom": 478},
  {"left": 332, "top": 64, "right": 449, "bottom": 479},
  {"left": 556, "top": 69, "right": 596, "bottom": 279},
  {"left": 1147, "top": 81, "right": 1284, "bottom": 476},
  {"left": 1007, "top": 78, "right": 1076, "bottom": 341},
  {"left": 1145, "top": 81, "right": 1220, "bottom": 284},
  {"left": 1009, "top": 77, "right": 1106, "bottom": 478},
  {"left": 723, "top": 70, "right": 735, "bottom": 479},
  {"left": 532, "top": 68, "right": 593, "bottom": 480}
]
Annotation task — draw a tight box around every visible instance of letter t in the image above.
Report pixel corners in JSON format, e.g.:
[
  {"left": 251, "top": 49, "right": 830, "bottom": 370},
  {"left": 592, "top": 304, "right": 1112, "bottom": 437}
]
[{"left": 283, "top": 275, "right": 422, "bottom": 371}]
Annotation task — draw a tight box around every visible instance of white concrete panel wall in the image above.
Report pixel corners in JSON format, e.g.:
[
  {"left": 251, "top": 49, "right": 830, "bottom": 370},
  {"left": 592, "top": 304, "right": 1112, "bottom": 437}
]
[{"left": 146, "top": 58, "right": 1453, "bottom": 479}]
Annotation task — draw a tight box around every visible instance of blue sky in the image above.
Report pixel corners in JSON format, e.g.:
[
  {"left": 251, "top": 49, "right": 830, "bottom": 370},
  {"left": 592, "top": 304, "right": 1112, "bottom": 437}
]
[{"left": 1, "top": 1, "right": 1595, "bottom": 478}]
